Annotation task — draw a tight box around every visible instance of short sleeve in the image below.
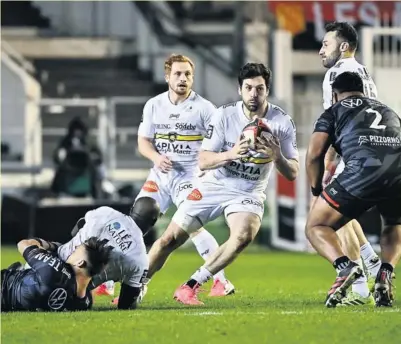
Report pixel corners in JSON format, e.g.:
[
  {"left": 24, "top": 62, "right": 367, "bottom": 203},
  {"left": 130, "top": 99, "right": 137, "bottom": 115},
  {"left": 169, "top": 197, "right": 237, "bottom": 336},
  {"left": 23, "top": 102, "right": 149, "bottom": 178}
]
[
  {"left": 122, "top": 255, "right": 149, "bottom": 288},
  {"left": 313, "top": 110, "right": 334, "bottom": 135},
  {"left": 201, "top": 101, "right": 217, "bottom": 130},
  {"left": 138, "top": 100, "right": 154, "bottom": 138},
  {"left": 279, "top": 116, "right": 299, "bottom": 160},
  {"left": 201, "top": 108, "right": 225, "bottom": 152}
]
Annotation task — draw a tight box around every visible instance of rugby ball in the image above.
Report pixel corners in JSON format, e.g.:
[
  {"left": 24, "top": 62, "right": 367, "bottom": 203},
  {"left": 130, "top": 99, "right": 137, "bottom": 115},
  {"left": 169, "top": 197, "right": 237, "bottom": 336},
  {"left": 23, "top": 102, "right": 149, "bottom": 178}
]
[{"left": 241, "top": 118, "right": 272, "bottom": 150}]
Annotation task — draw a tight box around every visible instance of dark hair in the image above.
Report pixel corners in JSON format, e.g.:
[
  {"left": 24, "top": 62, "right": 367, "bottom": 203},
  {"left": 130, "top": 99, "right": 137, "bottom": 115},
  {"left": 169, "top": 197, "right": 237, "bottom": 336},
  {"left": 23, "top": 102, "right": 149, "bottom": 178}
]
[
  {"left": 238, "top": 63, "right": 272, "bottom": 89},
  {"left": 83, "top": 237, "right": 113, "bottom": 276},
  {"left": 130, "top": 197, "right": 160, "bottom": 234},
  {"left": 332, "top": 72, "right": 364, "bottom": 94},
  {"left": 325, "top": 21, "right": 358, "bottom": 51}
]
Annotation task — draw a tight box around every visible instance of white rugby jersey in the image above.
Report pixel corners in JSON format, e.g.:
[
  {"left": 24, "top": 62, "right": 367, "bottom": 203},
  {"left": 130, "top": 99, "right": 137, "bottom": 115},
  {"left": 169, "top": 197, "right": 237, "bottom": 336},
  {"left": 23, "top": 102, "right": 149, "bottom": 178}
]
[
  {"left": 201, "top": 101, "right": 299, "bottom": 193},
  {"left": 138, "top": 91, "right": 216, "bottom": 172},
  {"left": 323, "top": 57, "right": 378, "bottom": 110},
  {"left": 58, "top": 207, "right": 148, "bottom": 288}
]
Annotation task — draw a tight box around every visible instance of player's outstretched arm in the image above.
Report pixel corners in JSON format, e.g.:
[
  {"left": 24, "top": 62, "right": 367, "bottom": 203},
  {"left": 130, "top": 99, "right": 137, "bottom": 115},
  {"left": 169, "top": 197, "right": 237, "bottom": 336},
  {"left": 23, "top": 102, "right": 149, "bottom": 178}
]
[
  {"left": 17, "top": 238, "right": 61, "bottom": 255},
  {"left": 116, "top": 283, "right": 141, "bottom": 310},
  {"left": 199, "top": 138, "right": 250, "bottom": 171}
]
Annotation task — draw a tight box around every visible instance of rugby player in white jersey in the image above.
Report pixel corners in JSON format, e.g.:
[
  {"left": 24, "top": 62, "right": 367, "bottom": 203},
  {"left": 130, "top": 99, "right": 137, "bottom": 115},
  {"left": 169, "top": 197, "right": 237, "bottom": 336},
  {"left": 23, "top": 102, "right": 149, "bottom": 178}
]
[
  {"left": 318, "top": 21, "right": 381, "bottom": 305},
  {"left": 57, "top": 197, "right": 159, "bottom": 309},
  {"left": 143, "top": 63, "right": 299, "bottom": 305},
  {"left": 135, "top": 54, "right": 235, "bottom": 297}
]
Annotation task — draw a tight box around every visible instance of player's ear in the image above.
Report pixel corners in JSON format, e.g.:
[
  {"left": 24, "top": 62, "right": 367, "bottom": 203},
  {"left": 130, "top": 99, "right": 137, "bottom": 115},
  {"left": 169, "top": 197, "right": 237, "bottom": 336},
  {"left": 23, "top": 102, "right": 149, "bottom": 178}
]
[
  {"left": 76, "top": 260, "right": 87, "bottom": 269},
  {"left": 238, "top": 86, "right": 241, "bottom": 96},
  {"left": 165, "top": 73, "right": 169, "bottom": 83},
  {"left": 340, "top": 41, "right": 349, "bottom": 53}
]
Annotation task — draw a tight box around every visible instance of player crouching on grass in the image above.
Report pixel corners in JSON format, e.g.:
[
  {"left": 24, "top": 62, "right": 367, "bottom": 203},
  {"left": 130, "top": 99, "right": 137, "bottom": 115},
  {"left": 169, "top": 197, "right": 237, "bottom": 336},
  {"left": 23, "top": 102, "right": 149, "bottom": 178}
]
[
  {"left": 305, "top": 72, "right": 401, "bottom": 308},
  {"left": 1, "top": 237, "right": 111, "bottom": 312}
]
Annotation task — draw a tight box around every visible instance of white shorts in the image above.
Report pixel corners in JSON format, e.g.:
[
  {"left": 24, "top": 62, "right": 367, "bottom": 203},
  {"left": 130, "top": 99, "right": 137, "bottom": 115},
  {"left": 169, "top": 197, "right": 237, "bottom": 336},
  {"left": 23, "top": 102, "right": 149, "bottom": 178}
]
[
  {"left": 172, "top": 179, "right": 265, "bottom": 233},
  {"left": 136, "top": 168, "right": 198, "bottom": 214},
  {"left": 331, "top": 159, "right": 345, "bottom": 181}
]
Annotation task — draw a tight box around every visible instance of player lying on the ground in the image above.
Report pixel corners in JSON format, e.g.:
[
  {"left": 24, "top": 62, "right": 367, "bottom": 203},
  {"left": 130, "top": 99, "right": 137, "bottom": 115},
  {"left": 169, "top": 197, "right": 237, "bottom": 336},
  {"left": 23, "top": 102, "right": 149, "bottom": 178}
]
[
  {"left": 318, "top": 21, "right": 381, "bottom": 304},
  {"left": 143, "top": 62, "right": 299, "bottom": 305},
  {"left": 1, "top": 237, "right": 111, "bottom": 312},
  {"left": 133, "top": 53, "right": 234, "bottom": 297},
  {"left": 306, "top": 72, "right": 401, "bottom": 308},
  {"left": 57, "top": 197, "right": 158, "bottom": 309}
]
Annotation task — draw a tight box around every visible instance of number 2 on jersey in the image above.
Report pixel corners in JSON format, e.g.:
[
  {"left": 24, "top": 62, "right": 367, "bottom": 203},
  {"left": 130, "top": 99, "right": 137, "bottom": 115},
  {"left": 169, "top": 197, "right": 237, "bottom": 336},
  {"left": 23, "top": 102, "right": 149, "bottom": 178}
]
[{"left": 367, "top": 108, "right": 386, "bottom": 130}]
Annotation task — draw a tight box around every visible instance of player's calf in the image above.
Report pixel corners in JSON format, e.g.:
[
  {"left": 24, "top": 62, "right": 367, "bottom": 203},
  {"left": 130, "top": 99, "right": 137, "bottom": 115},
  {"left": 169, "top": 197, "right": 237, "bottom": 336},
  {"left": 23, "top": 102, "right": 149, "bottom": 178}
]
[{"left": 374, "top": 263, "right": 395, "bottom": 307}]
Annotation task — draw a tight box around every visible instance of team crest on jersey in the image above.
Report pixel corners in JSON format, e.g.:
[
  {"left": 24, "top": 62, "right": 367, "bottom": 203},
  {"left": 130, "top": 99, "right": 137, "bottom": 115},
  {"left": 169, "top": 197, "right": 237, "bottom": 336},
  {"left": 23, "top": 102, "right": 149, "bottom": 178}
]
[
  {"left": 113, "top": 222, "right": 121, "bottom": 230},
  {"left": 341, "top": 98, "right": 362, "bottom": 108},
  {"left": 142, "top": 181, "right": 159, "bottom": 192},
  {"left": 48, "top": 288, "right": 67, "bottom": 310},
  {"left": 187, "top": 189, "right": 203, "bottom": 201}
]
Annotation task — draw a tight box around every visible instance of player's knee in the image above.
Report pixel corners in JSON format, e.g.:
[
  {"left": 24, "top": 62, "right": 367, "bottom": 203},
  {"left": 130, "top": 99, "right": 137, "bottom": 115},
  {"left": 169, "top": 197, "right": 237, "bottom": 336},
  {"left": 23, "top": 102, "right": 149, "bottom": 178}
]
[
  {"left": 231, "top": 230, "right": 254, "bottom": 250},
  {"left": 130, "top": 197, "right": 160, "bottom": 234},
  {"left": 158, "top": 221, "right": 188, "bottom": 250}
]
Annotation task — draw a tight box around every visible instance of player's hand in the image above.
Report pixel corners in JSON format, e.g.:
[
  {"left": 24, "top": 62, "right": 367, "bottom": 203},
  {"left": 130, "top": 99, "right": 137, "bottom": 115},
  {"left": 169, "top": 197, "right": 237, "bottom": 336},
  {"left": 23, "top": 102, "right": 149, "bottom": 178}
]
[
  {"left": 228, "top": 138, "right": 251, "bottom": 160},
  {"left": 153, "top": 155, "right": 173, "bottom": 173},
  {"left": 322, "top": 170, "right": 333, "bottom": 188},
  {"left": 255, "top": 135, "right": 281, "bottom": 160}
]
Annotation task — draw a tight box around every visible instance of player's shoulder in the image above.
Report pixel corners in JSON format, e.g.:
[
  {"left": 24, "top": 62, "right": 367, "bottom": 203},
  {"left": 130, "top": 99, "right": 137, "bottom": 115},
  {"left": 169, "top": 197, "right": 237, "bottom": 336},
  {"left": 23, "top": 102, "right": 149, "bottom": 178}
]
[
  {"left": 145, "top": 92, "right": 168, "bottom": 108},
  {"left": 191, "top": 92, "right": 217, "bottom": 109},
  {"left": 268, "top": 103, "right": 295, "bottom": 127},
  {"left": 217, "top": 101, "right": 240, "bottom": 117}
]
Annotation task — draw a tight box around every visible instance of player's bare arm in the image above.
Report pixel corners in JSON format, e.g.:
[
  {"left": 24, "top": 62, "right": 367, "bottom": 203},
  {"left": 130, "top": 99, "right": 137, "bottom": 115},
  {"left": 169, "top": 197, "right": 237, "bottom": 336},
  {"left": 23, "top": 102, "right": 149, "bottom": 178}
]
[
  {"left": 255, "top": 136, "right": 299, "bottom": 181},
  {"left": 306, "top": 132, "right": 332, "bottom": 195},
  {"left": 17, "top": 238, "right": 60, "bottom": 255},
  {"left": 138, "top": 136, "right": 172, "bottom": 172},
  {"left": 198, "top": 138, "right": 250, "bottom": 171}
]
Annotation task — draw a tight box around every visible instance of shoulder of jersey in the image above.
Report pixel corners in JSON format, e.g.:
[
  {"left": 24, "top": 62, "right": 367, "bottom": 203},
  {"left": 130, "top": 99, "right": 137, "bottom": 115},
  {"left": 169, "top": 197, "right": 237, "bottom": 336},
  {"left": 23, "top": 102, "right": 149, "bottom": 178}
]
[
  {"left": 192, "top": 92, "right": 217, "bottom": 109},
  {"left": 270, "top": 103, "right": 289, "bottom": 117}
]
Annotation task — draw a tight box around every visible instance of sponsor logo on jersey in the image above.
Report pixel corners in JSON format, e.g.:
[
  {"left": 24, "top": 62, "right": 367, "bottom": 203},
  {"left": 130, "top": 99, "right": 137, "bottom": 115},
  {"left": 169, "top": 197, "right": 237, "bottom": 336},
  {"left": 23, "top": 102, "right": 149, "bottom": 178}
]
[
  {"left": 224, "top": 140, "right": 235, "bottom": 148},
  {"left": 156, "top": 142, "right": 192, "bottom": 155},
  {"left": 113, "top": 222, "right": 121, "bottom": 230},
  {"left": 187, "top": 188, "right": 203, "bottom": 201},
  {"left": 175, "top": 123, "right": 196, "bottom": 130},
  {"left": 48, "top": 288, "right": 67, "bottom": 310},
  {"left": 155, "top": 124, "right": 171, "bottom": 129},
  {"left": 169, "top": 114, "right": 180, "bottom": 119},
  {"left": 358, "top": 135, "right": 401, "bottom": 147},
  {"left": 177, "top": 183, "right": 193, "bottom": 193},
  {"left": 341, "top": 98, "right": 363, "bottom": 108},
  {"left": 224, "top": 161, "right": 262, "bottom": 181},
  {"left": 142, "top": 181, "right": 159, "bottom": 192},
  {"left": 107, "top": 223, "right": 133, "bottom": 253},
  {"left": 241, "top": 198, "right": 263, "bottom": 209}
]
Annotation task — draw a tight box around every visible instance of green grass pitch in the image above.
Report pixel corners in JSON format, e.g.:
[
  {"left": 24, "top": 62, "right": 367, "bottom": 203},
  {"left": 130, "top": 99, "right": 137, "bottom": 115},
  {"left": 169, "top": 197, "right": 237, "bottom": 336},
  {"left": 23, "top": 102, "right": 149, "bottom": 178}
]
[{"left": 1, "top": 246, "right": 401, "bottom": 344}]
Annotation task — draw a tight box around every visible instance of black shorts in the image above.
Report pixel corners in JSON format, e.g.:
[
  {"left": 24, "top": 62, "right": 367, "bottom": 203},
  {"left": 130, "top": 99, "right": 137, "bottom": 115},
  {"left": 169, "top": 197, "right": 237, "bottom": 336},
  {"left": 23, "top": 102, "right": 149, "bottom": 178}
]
[{"left": 321, "top": 179, "right": 401, "bottom": 226}]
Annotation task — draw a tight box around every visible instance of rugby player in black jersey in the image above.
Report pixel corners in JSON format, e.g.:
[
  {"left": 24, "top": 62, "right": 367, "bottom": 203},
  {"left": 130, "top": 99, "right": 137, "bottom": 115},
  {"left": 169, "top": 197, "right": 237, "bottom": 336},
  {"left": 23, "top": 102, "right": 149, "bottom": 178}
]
[
  {"left": 306, "top": 72, "right": 401, "bottom": 308},
  {"left": 1, "top": 237, "right": 112, "bottom": 312}
]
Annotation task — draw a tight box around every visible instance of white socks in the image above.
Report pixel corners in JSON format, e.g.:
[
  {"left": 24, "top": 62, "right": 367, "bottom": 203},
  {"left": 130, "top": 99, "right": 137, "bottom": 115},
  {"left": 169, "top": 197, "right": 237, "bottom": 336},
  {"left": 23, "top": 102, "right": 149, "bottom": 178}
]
[
  {"left": 190, "top": 266, "right": 213, "bottom": 285},
  {"left": 351, "top": 259, "right": 370, "bottom": 298},
  {"left": 360, "top": 243, "right": 381, "bottom": 277},
  {"left": 191, "top": 230, "right": 227, "bottom": 282}
]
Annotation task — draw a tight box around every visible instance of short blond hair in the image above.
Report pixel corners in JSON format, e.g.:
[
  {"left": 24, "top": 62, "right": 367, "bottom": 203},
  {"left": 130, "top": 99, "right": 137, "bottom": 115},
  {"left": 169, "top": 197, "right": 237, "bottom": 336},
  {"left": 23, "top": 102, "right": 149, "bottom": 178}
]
[{"left": 164, "top": 54, "right": 195, "bottom": 74}]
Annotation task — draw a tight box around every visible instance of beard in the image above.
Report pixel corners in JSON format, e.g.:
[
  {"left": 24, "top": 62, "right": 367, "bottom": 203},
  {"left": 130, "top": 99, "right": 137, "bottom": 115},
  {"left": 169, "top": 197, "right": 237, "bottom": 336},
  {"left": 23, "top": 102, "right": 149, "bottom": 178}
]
[
  {"left": 244, "top": 99, "right": 260, "bottom": 112},
  {"left": 323, "top": 48, "right": 342, "bottom": 68},
  {"left": 170, "top": 82, "right": 189, "bottom": 96}
]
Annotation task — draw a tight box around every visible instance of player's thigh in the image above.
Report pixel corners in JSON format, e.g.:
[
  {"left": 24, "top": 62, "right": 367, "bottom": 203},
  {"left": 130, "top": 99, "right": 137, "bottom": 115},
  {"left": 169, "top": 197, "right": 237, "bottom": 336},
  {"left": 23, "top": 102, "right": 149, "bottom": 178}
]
[
  {"left": 225, "top": 212, "right": 261, "bottom": 244},
  {"left": 377, "top": 198, "right": 401, "bottom": 226},
  {"left": 172, "top": 184, "right": 225, "bottom": 234},
  {"left": 308, "top": 179, "right": 373, "bottom": 230},
  {"left": 135, "top": 170, "right": 172, "bottom": 214},
  {"left": 224, "top": 195, "right": 263, "bottom": 242}
]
